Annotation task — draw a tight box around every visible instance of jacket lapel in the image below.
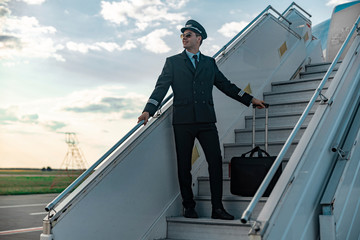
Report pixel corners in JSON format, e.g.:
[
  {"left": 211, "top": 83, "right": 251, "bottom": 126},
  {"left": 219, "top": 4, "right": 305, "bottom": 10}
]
[
  {"left": 181, "top": 50, "right": 196, "bottom": 75},
  {"left": 194, "top": 53, "right": 207, "bottom": 78}
]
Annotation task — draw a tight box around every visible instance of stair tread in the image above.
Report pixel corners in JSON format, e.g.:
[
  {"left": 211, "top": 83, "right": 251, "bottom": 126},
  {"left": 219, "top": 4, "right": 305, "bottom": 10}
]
[
  {"left": 300, "top": 68, "right": 337, "bottom": 75},
  {"left": 224, "top": 140, "right": 299, "bottom": 147},
  {"left": 272, "top": 76, "right": 334, "bottom": 86},
  {"left": 304, "top": 61, "right": 341, "bottom": 67},
  {"left": 244, "top": 111, "right": 314, "bottom": 119},
  {"left": 167, "top": 217, "right": 250, "bottom": 226},
  {"left": 264, "top": 87, "right": 328, "bottom": 96},
  {"left": 260, "top": 99, "right": 318, "bottom": 106},
  {"left": 234, "top": 125, "right": 307, "bottom": 133},
  {"left": 194, "top": 195, "right": 268, "bottom": 201}
]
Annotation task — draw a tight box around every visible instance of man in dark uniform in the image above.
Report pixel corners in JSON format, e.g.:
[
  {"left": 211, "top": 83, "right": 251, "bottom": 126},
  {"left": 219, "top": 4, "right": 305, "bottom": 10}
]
[{"left": 138, "top": 20, "right": 265, "bottom": 220}]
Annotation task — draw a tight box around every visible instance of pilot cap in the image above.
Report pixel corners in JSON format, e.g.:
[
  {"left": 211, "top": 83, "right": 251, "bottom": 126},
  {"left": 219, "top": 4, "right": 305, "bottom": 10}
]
[{"left": 181, "top": 19, "right": 207, "bottom": 40}]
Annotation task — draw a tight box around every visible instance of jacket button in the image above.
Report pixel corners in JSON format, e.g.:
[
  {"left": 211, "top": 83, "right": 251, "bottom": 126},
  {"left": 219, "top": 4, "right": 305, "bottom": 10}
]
[
  {"left": 202, "top": 101, "right": 206, "bottom": 104},
  {"left": 195, "top": 101, "right": 198, "bottom": 104}
]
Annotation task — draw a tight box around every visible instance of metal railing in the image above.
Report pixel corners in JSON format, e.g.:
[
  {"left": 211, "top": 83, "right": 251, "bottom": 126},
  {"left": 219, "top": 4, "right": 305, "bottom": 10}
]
[
  {"left": 282, "top": 2, "right": 312, "bottom": 18},
  {"left": 241, "top": 15, "right": 360, "bottom": 224},
  {"left": 213, "top": 5, "right": 298, "bottom": 59}
]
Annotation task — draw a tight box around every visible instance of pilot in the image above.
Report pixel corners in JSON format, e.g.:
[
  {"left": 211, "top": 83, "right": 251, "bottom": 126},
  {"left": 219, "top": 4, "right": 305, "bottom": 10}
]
[{"left": 138, "top": 19, "right": 265, "bottom": 220}]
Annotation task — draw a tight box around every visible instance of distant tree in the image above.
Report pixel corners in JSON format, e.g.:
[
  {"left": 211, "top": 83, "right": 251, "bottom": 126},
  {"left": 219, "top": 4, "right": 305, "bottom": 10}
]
[
  {"left": 42, "top": 167, "right": 46, "bottom": 171},
  {"left": 47, "top": 166, "right": 52, "bottom": 171}
]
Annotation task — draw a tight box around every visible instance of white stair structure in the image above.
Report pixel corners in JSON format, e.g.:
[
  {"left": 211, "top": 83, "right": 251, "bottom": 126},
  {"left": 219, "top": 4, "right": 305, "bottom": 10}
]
[{"left": 41, "top": 2, "right": 360, "bottom": 240}]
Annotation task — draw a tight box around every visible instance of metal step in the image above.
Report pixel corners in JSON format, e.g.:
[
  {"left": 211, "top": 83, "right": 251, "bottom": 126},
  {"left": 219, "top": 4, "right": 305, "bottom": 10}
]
[
  {"left": 299, "top": 69, "right": 336, "bottom": 79},
  {"left": 244, "top": 112, "right": 314, "bottom": 129},
  {"left": 194, "top": 196, "right": 267, "bottom": 219},
  {"left": 235, "top": 126, "right": 307, "bottom": 144},
  {"left": 304, "top": 61, "right": 340, "bottom": 73},
  {"left": 253, "top": 100, "right": 320, "bottom": 117},
  {"left": 198, "top": 177, "right": 232, "bottom": 196},
  {"left": 271, "top": 77, "right": 333, "bottom": 92},
  {"left": 264, "top": 88, "right": 328, "bottom": 103},
  {"left": 166, "top": 217, "right": 251, "bottom": 240}
]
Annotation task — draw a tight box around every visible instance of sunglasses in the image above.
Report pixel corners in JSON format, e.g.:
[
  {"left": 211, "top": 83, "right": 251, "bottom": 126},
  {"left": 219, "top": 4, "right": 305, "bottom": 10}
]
[{"left": 180, "top": 33, "right": 200, "bottom": 39}]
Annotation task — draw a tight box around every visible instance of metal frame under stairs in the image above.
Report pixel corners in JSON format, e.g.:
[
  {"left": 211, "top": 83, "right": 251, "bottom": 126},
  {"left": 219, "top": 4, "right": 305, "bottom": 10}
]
[{"left": 160, "top": 62, "right": 339, "bottom": 240}]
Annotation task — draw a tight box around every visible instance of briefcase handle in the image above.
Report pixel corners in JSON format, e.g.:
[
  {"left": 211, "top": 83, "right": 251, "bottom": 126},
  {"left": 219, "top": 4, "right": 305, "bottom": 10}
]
[
  {"left": 252, "top": 103, "right": 270, "bottom": 152},
  {"left": 252, "top": 103, "right": 270, "bottom": 108},
  {"left": 241, "top": 146, "right": 271, "bottom": 158}
]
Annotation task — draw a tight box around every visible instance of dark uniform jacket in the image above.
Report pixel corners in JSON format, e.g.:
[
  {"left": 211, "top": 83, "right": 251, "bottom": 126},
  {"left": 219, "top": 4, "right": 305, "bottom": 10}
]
[{"left": 143, "top": 50, "right": 253, "bottom": 125}]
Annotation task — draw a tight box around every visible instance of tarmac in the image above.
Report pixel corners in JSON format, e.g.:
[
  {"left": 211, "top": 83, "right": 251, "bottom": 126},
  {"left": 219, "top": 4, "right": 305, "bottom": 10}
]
[{"left": 0, "top": 193, "right": 58, "bottom": 240}]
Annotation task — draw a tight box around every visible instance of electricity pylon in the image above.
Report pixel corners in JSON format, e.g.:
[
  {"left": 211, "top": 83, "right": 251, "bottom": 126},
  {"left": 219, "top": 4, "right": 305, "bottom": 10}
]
[{"left": 60, "top": 132, "right": 88, "bottom": 170}]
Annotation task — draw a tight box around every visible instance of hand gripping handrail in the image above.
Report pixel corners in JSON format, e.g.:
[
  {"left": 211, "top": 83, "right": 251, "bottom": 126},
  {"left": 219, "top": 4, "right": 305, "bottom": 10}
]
[
  {"left": 241, "top": 15, "right": 360, "bottom": 224},
  {"left": 45, "top": 95, "right": 173, "bottom": 212},
  {"left": 213, "top": 5, "right": 296, "bottom": 59}
]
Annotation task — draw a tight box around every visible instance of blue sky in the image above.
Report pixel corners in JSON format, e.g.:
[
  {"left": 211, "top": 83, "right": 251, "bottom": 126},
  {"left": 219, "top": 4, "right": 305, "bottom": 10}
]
[{"left": 0, "top": 0, "right": 351, "bottom": 168}]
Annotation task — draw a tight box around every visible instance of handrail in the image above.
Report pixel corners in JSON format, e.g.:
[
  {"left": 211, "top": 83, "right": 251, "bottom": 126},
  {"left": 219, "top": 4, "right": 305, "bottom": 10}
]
[
  {"left": 282, "top": 2, "right": 312, "bottom": 18},
  {"left": 241, "top": 15, "right": 360, "bottom": 224},
  {"left": 213, "top": 5, "right": 295, "bottom": 59},
  {"left": 45, "top": 95, "right": 173, "bottom": 212}
]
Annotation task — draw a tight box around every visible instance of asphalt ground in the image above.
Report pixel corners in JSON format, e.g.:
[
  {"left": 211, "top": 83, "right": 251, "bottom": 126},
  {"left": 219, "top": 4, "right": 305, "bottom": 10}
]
[{"left": 0, "top": 194, "right": 58, "bottom": 240}]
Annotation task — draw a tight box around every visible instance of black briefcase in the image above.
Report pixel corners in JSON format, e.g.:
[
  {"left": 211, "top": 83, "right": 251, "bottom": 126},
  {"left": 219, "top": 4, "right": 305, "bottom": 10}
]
[
  {"left": 229, "top": 104, "right": 281, "bottom": 197},
  {"left": 230, "top": 146, "right": 280, "bottom": 197}
]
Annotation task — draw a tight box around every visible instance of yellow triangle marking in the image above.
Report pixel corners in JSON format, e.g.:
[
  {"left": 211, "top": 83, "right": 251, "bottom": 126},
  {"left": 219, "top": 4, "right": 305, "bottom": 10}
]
[{"left": 244, "top": 83, "right": 252, "bottom": 94}]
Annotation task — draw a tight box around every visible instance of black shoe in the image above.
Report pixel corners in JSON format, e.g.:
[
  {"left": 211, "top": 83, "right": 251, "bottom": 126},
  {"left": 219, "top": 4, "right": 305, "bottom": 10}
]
[
  {"left": 183, "top": 208, "right": 199, "bottom": 218},
  {"left": 211, "top": 208, "right": 234, "bottom": 220}
]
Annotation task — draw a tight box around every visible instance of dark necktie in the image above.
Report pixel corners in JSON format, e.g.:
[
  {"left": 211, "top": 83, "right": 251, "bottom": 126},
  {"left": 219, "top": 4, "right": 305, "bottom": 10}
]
[{"left": 193, "top": 55, "right": 198, "bottom": 69}]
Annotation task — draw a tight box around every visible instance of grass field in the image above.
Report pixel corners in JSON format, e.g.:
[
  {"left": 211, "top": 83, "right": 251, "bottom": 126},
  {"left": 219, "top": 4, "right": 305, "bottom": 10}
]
[{"left": 0, "top": 169, "right": 84, "bottom": 195}]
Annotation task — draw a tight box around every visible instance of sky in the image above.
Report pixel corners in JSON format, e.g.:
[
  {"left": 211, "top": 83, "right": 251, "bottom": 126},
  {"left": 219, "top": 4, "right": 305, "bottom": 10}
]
[{"left": 0, "top": 0, "right": 352, "bottom": 169}]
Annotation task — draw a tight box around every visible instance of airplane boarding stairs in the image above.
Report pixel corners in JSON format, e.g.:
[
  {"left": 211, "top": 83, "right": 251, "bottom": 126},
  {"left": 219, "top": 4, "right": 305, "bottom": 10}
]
[{"left": 41, "top": 3, "right": 360, "bottom": 240}]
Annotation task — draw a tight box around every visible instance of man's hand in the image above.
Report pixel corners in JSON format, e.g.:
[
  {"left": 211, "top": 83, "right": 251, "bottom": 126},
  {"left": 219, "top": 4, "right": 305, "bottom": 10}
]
[
  {"left": 138, "top": 112, "right": 150, "bottom": 125},
  {"left": 252, "top": 98, "right": 266, "bottom": 109}
]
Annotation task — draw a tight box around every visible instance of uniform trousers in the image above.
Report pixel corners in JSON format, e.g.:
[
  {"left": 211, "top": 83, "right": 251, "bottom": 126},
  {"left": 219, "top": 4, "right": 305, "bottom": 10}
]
[{"left": 173, "top": 123, "right": 224, "bottom": 209}]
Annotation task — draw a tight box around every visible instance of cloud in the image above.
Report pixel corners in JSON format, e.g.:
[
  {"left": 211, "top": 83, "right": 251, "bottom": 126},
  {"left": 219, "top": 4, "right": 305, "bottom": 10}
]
[
  {"left": 0, "top": 106, "right": 66, "bottom": 132},
  {"left": 326, "top": 0, "right": 351, "bottom": 6},
  {"left": 20, "top": 113, "right": 39, "bottom": 123},
  {"left": 218, "top": 21, "right": 249, "bottom": 37},
  {"left": 21, "top": 0, "right": 46, "bottom": 5},
  {"left": 64, "top": 96, "right": 143, "bottom": 114},
  {"left": 0, "top": 6, "right": 65, "bottom": 62},
  {"left": 0, "top": 5, "right": 10, "bottom": 17},
  {"left": 43, "top": 121, "right": 66, "bottom": 131},
  {"left": 60, "top": 85, "right": 146, "bottom": 120},
  {"left": 138, "top": 28, "right": 172, "bottom": 53},
  {"left": 66, "top": 40, "right": 137, "bottom": 54},
  {"left": 0, "top": 106, "right": 19, "bottom": 124},
  {"left": 0, "top": 107, "right": 40, "bottom": 126},
  {"left": 100, "top": 0, "right": 188, "bottom": 31}
]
